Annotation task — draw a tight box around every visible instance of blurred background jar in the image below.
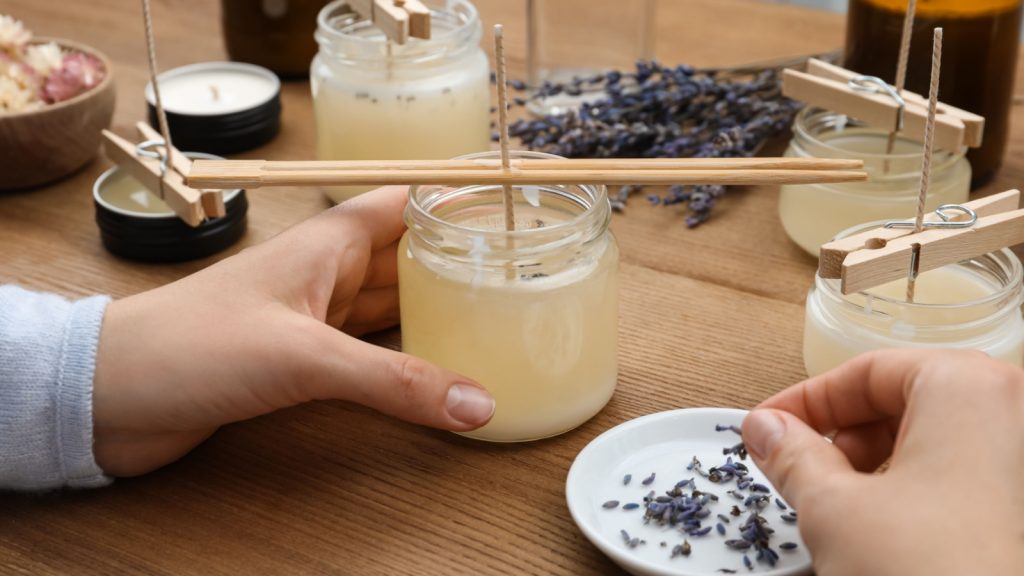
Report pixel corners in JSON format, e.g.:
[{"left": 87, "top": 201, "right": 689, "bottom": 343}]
[
  {"left": 844, "top": 0, "right": 1023, "bottom": 188},
  {"left": 222, "top": 0, "right": 329, "bottom": 79},
  {"left": 311, "top": 0, "right": 491, "bottom": 203},
  {"left": 525, "top": 0, "right": 655, "bottom": 115},
  {"left": 779, "top": 108, "right": 971, "bottom": 255}
]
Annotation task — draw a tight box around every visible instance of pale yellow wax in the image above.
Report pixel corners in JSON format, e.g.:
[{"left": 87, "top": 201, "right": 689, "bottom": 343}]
[
  {"left": 397, "top": 227, "right": 619, "bottom": 443},
  {"left": 804, "top": 265, "right": 1024, "bottom": 377},
  {"left": 312, "top": 53, "right": 492, "bottom": 203},
  {"left": 779, "top": 128, "right": 971, "bottom": 255},
  {"left": 98, "top": 169, "right": 175, "bottom": 214}
]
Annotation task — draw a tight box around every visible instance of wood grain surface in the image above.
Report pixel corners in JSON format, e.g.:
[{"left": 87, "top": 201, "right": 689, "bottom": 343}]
[{"left": 1, "top": 1, "right": 1022, "bottom": 574}]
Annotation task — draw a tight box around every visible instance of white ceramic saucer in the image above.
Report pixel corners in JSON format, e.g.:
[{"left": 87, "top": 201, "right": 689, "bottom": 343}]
[{"left": 566, "top": 408, "right": 813, "bottom": 576}]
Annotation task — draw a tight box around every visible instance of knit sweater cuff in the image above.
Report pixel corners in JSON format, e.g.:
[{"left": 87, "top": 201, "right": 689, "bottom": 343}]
[
  {"left": 59, "top": 295, "right": 113, "bottom": 488},
  {"left": 0, "top": 286, "right": 112, "bottom": 491}
]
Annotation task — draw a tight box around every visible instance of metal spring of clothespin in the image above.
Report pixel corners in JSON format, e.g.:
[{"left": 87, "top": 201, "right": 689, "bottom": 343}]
[
  {"left": 883, "top": 203, "right": 978, "bottom": 283},
  {"left": 816, "top": 190, "right": 1024, "bottom": 295},
  {"left": 848, "top": 75, "right": 906, "bottom": 132},
  {"left": 135, "top": 139, "right": 170, "bottom": 181}
]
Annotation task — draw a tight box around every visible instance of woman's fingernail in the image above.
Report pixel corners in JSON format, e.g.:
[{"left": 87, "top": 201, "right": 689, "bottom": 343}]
[
  {"left": 744, "top": 410, "right": 786, "bottom": 460},
  {"left": 446, "top": 383, "right": 496, "bottom": 426}
]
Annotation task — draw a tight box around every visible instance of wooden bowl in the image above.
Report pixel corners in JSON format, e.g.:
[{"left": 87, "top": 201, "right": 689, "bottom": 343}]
[{"left": 0, "top": 38, "right": 115, "bottom": 190}]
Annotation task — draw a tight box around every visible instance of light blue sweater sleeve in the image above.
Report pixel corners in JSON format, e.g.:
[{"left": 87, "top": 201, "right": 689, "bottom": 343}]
[{"left": 0, "top": 285, "right": 111, "bottom": 490}]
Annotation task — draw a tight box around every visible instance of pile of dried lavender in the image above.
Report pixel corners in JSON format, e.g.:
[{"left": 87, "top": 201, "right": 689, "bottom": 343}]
[
  {"left": 601, "top": 425, "right": 798, "bottom": 573},
  {"left": 495, "top": 61, "right": 803, "bottom": 227}
]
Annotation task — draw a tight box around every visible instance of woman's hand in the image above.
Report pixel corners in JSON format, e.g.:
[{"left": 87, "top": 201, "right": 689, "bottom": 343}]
[
  {"left": 92, "top": 186, "right": 495, "bottom": 476},
  {"left": 743, "top": 349, "right": 1024, "bottom": 576}
]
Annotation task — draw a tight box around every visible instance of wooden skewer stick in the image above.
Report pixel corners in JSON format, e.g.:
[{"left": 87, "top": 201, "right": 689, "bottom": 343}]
[
  {"left": 141, "top": 0, "right": 174, "bottom": 202},
  {"left": 206, "top": 158, "right": 863, "bottom": 172},
  {"left": 906, "top": 27, "right": 942, "bottom": 302},
  {"left": 494, "top": 24, "right": 515, "bottom": 233},
  {"left": 187, "top": 162, "right": 868, "bottom": 189},
  {"left": 883, "top": 0, "right": 917, "bottom": 172}
]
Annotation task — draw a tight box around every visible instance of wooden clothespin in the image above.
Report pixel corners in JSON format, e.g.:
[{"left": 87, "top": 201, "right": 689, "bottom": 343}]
[
  {"left": 135, "top": 122, "right": 225, "bottom": 218},
  {"left": 818, "top": 189, "right": 1024, "bottom": 294},
  {"left": 783, "top": 58, "right": 985, "bottom": 153},
  {"left": 101, "top": 122, "right": 221, "bottom": 227},
  {"left": 348, "top": 0, "right": 431, "bottom": 44}
]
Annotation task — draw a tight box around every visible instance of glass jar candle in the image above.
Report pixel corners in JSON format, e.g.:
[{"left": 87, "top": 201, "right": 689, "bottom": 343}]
[
  {"left": 312, "top": 0, "right": 491, "bottom": 203},
  {"left": 398, "top": 150, "right": 619, "bottom": 442},
  {"left": 779, "top": 108, "right": 971, "bottom": 255},
  {"left": 803, "top": 222, "right": 1024, "bottom": 377}
]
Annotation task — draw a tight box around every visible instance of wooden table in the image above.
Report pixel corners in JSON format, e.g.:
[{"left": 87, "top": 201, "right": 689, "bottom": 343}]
[{"left": 1, "top": 1, "right": 1021, "bottom": 574}]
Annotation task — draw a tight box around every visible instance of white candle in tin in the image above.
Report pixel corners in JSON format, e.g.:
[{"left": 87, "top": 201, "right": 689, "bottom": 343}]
[{"left": 145, "top": 62, "right": 280, "bottom": 115}]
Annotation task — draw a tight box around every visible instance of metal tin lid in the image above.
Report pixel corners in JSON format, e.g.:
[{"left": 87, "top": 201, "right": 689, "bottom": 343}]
[
  {"left": 144, "top": 62, "right": 281, "bottom": 154},
  {"left": 93, "top": 152, "right": 248, "bottom": 262}
]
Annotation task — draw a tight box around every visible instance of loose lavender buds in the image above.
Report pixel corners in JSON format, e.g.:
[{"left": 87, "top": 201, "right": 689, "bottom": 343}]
[
  {"left": 599, "top": 423, "right": 799, "bottom": 571},
  {"left": 496, "top": 61, "right": 802, "bottom": 227}
]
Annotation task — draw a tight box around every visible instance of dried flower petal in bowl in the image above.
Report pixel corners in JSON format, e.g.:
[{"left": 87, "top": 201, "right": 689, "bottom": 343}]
[{"left": 0, "top": 14, "right": 114, "bottom": 189}]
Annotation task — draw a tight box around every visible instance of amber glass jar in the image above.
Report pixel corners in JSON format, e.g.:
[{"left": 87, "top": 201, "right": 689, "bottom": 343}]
[
  {"left": 845, "top": 0, "right": 1022, "bottom": 187},
  {"left": 222, "top": 0, "right": 329, "bottom": 78}
]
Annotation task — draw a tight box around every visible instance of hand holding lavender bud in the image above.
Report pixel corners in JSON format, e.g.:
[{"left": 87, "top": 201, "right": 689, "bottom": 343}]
[{"left": 743, "top": 349, "right": 1024, "bottom": 576}]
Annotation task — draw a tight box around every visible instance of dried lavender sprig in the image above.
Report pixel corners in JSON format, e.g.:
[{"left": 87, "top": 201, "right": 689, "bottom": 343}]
[{"left": 498, "top": 61, "right": 803, "bottom": 226}]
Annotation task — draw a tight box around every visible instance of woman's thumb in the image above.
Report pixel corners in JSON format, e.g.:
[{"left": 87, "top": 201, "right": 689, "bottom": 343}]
[
  {"left": 742, "top": 409, "right": 853, "bottom": 507},
  {"left": 314, "top": 332, "right": 495, "bottom": 431}
]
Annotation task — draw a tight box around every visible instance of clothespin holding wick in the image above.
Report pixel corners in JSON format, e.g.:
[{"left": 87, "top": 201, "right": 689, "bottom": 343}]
[
  {"left": 817, "top": 29, "right": 1024, "bottom": 297},
  {"left": 101, "top": 122, "right": 225, "bottom": 227},
  {"left": 782, "top": 58, "right": 984, "bottom": 153},
  {"left": 818, "top": 190, "right": 1024, "bottom": 294},
  {"left": 347, "top": 0, "right": 432, "bottom": 44}
]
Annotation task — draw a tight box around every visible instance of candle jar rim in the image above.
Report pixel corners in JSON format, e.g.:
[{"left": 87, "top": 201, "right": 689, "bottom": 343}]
[
  {"left": 315, "top": 0, "right": 480, "bottom": 66},
  {"left": 791, "top": 107, "right": 964, "bottom": 183},
  {"left": 407, "top": 150, "right": 609, "bottom": 239},
  {"left": 815, "top": 220, "right": 1024, "bottom": 325}
]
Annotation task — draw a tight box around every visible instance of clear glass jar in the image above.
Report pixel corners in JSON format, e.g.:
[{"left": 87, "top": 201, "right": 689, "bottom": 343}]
[
  {"left": 312, "top": 0, "right": 491, "bottom": 203},
  {"left": 525, "top": 0, "right": 655, "bottom": 115},
  {"left": 398, "top": 150, "right": 619, "bottom": 442},
  {"left": 803, "top": 221, "right": 1024, "bottom": 377},
  {"left": 779, "top": 108, "right": 971, "bottom": 255}
]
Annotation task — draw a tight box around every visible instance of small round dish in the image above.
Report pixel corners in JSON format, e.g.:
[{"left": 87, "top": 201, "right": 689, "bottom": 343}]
[
  {"left": 93, "top": 151, "right": 248, "bottom": 262},
  {"left": 145, "top": 61, "right": 281, "bottom": 154},
  {"left": 566, "top": 408, "right": 812, "bottom": 576}
]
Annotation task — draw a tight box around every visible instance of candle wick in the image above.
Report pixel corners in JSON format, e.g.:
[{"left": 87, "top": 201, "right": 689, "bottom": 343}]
[{"left": 210, "top": 84, "right": 220, "bottom": 102}]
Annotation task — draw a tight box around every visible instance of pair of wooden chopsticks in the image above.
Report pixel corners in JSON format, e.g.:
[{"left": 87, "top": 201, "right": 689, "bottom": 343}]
[{"left": 186, "top": 157, "right": 866, "bottom": 189}]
